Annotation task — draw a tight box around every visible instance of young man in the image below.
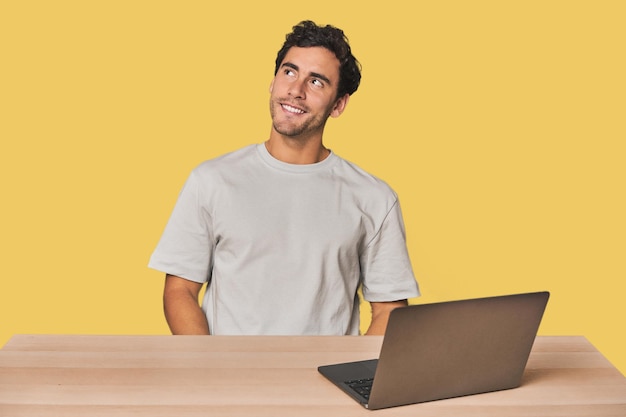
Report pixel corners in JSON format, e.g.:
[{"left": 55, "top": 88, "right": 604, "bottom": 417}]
[{"left": 149, "top": 21, "right": 420, "bottom": 335}]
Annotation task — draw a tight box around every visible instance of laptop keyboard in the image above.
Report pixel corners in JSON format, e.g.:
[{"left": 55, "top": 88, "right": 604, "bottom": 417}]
[{"left": 345, "top": 377, "right": 374, "bottom": 400}]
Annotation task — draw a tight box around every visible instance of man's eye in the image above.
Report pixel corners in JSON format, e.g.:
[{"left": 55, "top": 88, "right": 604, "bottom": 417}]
[
  {"left": 311, "top": 79, "right": 323, "bottom": 87},
  {"left": 284, "top": 69, "right": 296, "bottom": 77}
]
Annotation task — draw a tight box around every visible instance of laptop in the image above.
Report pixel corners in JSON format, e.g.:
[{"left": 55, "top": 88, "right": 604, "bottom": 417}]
[{"left": 318, "top": 291, "right": 550, "bottom": 410}]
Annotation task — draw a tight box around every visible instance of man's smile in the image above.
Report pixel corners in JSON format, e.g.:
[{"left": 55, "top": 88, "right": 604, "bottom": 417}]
[{"left": 281, "top": 103, "right": 306, "bottom": 115}]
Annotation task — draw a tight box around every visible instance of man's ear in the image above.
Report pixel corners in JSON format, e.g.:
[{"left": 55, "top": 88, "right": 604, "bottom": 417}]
[
  {"left": 330, "top": 94, "right": 350, "bottom": 118},
  {"left": 269, "top": 78, "right": 275, "bottom": 94}
]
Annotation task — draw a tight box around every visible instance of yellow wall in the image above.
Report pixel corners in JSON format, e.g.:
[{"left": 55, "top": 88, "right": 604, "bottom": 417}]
[{"left": 1, "top": 1, "right": 624, "bottom": 374}]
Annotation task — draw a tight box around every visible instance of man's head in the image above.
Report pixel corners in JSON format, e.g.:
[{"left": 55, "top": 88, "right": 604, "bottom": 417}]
[{"left": 274, "top": 21, "right": 361, "bottom": 99}]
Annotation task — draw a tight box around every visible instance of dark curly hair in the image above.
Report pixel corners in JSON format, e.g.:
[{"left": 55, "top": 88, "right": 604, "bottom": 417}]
[{"left": 274, "top": 21, "right": 362, "bottom": 98}]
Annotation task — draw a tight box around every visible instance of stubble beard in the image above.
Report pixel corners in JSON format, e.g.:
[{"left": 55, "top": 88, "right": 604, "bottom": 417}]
[{"left": 270, "top": 98, "right": 331, "bottom": 139}]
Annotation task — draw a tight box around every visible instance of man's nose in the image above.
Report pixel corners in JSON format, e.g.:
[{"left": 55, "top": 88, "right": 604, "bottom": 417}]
[{"left": 288, "top": 79, "right": 306, "bottom": 99}]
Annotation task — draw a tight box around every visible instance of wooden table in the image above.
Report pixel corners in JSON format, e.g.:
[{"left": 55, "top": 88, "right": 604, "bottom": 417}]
[{"left": 0, "top": 335, "right": 624, "bottom": 416}]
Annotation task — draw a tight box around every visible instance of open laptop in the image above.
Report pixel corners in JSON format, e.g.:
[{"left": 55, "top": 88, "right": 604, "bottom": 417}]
[{"left": 318, "top": 291, "right": 549, "bottom": 410}]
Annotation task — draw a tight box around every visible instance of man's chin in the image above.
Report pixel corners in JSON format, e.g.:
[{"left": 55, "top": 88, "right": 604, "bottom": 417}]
[{"left": 272, "top": 123, "right": 307, "bottom": 139}]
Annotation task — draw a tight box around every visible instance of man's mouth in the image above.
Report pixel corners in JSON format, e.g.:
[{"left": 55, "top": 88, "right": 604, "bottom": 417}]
[{"left": 281, "top": 103, "right": 306, "bottom": 114}]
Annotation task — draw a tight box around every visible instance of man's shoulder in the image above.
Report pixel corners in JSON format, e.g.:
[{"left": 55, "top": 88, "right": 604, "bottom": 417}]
[
  {"left": 333, "top": 155, "right": 397, "bottom": 199},
  {"left": 192, "top": 144, "right": 259, "bottom": 175}
]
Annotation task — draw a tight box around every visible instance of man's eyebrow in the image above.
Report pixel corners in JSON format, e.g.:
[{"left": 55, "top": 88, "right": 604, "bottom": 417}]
[
  {"left": 281, "top": 62, "right": 300, "bottom": 71},
  {"left": 310, "top": 71, "right": 332, "bottom": 85},
  {"left": 281, "top": 62, "right": 332, "bottom": 86},
  {"left": 282, "top": 62, "right": 299, "bottom": 71}
]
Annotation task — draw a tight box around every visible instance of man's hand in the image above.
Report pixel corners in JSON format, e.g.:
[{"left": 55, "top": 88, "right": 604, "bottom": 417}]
[
  {"left": 365, "top": 300, "right": 408, "bottom": 335},
  {"left": 163, "top": 275, "right": 210, "bottom": 335}
]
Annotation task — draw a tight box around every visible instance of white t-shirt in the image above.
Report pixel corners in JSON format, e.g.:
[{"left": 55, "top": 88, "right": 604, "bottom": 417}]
[{"left": 149, "top": 144, "right": 420, "bottom": 335}]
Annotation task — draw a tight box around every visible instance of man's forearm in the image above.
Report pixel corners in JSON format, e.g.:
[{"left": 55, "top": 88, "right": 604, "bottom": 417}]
[
  {"left": 163, "top": 275, "right": 210, "bottom": 335},
  {"left": 365, "top": 300, "right": 408, "bottom": 335},
  {"left": 164, "top": 293, "right": 210, "bottom": 334}
]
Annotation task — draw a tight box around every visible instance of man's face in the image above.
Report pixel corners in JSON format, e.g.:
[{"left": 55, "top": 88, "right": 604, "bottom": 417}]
[{"left": 269, "top": 46, "right": 348, "bottom": 141}]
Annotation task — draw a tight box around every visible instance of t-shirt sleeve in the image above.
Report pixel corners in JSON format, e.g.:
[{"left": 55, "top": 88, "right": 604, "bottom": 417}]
[
  {"left": 360, "top": 199, "right": 420, "bottom": 302},
  {"left": 148, "top": 170, "right": 214, "bottom": 284}
]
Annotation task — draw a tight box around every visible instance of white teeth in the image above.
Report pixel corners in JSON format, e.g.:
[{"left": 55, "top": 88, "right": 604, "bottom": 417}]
[{"left": 282, "top": 104, "right": 305, "bottom": 114}]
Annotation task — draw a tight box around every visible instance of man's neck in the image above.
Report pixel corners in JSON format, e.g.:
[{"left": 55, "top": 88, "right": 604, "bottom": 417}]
[{"left": 265, "top": 134, "right": 330, "bottom": 165}]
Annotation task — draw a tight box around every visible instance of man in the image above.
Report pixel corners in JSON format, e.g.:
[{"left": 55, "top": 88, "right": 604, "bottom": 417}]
[{"left": 149, "top": 21, "right": 420, "bottom": 335}]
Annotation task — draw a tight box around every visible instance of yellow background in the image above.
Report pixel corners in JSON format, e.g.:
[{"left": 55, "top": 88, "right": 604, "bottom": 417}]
[{"left": 1, "top": 1, "right": 624, "bottom": 374}]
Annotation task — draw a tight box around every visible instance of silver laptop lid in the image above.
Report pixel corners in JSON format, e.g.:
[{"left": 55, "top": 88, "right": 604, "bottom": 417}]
[{"left": 367, "top": 291, "right": 549, "bottom": 410}]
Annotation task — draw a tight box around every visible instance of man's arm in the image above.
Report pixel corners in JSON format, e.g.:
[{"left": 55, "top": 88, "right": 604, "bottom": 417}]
[
  {"left": 365, "top": 300, "right": 408, "bottom": 335},
  {"left": 163, "top": 274, "right": 210, "bottom": 335}
]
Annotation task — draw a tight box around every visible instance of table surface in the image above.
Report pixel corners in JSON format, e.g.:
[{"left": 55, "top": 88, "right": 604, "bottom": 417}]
[{"left": 1, "top": 335, "right": 625, "bottom": 417}]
